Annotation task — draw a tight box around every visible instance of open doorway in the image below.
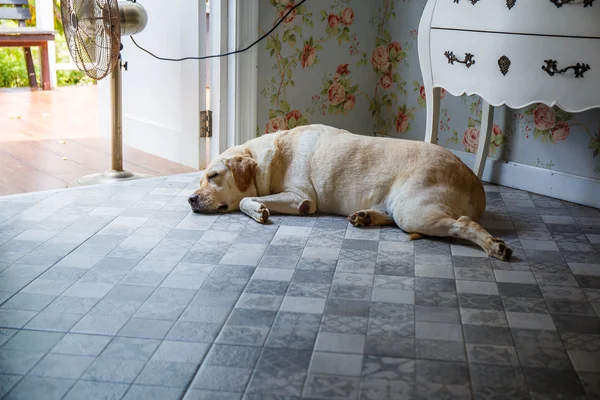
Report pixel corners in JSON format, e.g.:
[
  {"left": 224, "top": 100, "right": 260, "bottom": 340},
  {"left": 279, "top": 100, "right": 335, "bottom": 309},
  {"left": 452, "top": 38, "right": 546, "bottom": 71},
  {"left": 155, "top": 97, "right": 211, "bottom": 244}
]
[{"left": 0, "top": 0, "right": 196, "bottom": 196}]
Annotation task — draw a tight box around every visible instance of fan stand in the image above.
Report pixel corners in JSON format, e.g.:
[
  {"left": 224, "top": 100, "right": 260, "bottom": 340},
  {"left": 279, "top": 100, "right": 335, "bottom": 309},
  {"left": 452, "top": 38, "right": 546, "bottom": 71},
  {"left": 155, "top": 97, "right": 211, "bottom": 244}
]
[{"left": 68, "top": 54, "right": 149, "bottom": 187}]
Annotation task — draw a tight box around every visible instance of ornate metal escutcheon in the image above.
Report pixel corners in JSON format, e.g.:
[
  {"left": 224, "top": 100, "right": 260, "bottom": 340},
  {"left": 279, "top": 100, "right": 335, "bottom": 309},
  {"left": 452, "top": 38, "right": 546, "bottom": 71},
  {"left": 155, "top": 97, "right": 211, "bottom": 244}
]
[
  {"left": 506, "top": 0, "right": 517, "bottom": 9},
  {"left": 542, "top": 59, "right": 591, "bottom": 78},
  {"left": 445, "top": 51, "right": 476, "bottom": 68},
  {"left": 498, "top": 55, "right": 511, "bottom": 76},
  {"left": 549, "top": 0, "right": 595, "bottom": 7}
]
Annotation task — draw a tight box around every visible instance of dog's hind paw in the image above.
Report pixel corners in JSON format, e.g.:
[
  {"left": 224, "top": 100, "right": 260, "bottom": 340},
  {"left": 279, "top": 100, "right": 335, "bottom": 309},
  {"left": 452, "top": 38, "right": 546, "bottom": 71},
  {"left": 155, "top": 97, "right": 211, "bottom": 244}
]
[
  {"left": 487, "top": 237, "right": 512, "bottom": 261},
  {"left": 348, "top": 211, "right": 372, "bottom": 227},
  {"left": 409, "top": 233, "right": 423, "bottom": 241}
]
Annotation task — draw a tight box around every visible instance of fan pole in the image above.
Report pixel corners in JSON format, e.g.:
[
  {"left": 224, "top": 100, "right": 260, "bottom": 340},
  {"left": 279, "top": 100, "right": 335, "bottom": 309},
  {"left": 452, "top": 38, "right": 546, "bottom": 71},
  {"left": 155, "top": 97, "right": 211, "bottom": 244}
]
[
  {"left": 111, "top": 59, "right": 124, "bottom": 172},
  {"left": 67, "top": 56, "right": 149, "bottom": 187}
]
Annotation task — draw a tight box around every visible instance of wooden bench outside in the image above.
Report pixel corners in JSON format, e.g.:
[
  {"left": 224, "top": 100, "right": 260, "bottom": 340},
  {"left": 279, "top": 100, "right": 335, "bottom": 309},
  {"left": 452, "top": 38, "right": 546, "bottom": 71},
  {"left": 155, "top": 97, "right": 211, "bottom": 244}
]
[{"left": 0, "top": 0, "right": 55, "bottom": 90}]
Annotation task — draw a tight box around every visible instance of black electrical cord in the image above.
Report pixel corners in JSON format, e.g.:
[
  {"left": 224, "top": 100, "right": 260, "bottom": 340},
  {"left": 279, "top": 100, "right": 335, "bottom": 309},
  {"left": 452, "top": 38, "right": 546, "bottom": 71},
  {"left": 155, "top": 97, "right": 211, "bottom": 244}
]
[{"left": 129, "top": 0, "right": 308, "bottom": 62}]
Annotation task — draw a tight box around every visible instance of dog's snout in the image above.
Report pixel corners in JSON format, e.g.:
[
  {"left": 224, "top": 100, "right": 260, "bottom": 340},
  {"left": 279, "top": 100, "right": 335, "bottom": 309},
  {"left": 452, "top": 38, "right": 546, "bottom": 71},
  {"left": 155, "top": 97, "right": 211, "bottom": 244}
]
[{"left": 188, "top": 194, "right": 199, "bottom": 205}]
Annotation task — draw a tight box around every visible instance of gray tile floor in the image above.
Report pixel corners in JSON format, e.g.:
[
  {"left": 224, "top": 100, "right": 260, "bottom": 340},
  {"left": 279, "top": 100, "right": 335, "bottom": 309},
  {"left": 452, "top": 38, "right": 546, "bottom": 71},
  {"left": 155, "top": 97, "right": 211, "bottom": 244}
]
[{"left": 0, "top": 172, "right": 599, "bottom": 399}]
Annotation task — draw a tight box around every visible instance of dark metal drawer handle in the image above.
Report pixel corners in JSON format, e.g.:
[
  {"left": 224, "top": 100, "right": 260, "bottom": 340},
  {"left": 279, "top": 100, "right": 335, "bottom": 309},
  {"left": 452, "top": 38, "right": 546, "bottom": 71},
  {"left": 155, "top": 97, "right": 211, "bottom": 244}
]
[
  {"left": 542, "top": 59, "right": 591, "bottom": 78},
  {"left": 455, "top": 0, "right": 519, "bottom": 8},
  {"left": 444, "top": 51, "right": 476, "bottom": 68},
  {"left": 549, "top": 0, "right": 595, "bottom": 7}
]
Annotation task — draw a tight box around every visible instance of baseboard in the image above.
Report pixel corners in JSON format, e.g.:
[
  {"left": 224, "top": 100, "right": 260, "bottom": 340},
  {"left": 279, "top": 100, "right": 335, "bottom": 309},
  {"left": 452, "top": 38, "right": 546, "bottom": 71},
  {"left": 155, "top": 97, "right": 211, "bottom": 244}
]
[{"left": 452, "top": 150, "right": 600, "bottom": 208}]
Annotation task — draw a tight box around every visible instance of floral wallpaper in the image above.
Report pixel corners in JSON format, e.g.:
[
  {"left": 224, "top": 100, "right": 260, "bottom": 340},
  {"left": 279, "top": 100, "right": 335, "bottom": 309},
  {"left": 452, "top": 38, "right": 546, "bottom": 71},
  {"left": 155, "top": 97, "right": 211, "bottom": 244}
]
[
  {"left": 257, "top": 0, "right": 600, "bottom": 180},
  {"left": 259, "top": 0, "right": 377, "bottom": 136}
]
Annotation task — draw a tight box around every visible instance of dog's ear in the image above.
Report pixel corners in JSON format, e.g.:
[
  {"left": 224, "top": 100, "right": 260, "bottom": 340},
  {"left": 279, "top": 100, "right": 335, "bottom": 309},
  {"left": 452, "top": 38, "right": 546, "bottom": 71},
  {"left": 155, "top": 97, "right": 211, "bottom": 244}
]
[{"left": 225, "top": 154, "right": 257, "bottom": 192}]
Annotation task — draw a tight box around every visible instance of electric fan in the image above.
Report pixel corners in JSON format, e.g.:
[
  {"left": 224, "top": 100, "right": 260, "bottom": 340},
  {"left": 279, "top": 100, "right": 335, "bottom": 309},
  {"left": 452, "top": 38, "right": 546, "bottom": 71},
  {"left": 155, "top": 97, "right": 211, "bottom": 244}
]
[{"left": 60, "top": 0, "right": 149, "bottom": 186}]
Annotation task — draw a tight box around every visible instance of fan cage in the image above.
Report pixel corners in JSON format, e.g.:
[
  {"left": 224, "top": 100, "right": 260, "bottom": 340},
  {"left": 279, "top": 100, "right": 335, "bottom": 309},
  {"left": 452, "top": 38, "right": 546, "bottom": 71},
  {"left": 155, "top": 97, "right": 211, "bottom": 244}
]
[{"left": 61, "top": 0, "right": 121, "bottom": 80}]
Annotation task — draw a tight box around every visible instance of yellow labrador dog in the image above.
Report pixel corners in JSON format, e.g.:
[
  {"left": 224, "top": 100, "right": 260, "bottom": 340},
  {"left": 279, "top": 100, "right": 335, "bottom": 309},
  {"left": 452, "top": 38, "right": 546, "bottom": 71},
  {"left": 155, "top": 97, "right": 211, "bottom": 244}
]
[{"left": 188, "top": 124, "right": 512, "bottom": 261}]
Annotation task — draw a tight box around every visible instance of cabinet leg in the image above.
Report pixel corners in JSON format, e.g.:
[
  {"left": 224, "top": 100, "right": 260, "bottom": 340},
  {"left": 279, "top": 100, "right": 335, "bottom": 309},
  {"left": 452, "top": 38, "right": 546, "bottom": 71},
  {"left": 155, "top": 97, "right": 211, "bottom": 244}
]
[
  {"left": 474, "top": 100, "right": 494, "bottom": 179},
  {"left": 424, "top": 87, "right": 441, "bottom": 144}
]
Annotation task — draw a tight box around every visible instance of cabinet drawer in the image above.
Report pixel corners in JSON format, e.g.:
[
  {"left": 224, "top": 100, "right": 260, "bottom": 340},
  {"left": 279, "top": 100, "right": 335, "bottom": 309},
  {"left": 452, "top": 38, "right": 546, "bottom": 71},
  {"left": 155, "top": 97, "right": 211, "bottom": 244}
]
[
  {"left": 429, "top": 29, "right": 600, "bottom": 112},
  {"left": 431, "top": 0, "right": 600, "bottom": 39}
]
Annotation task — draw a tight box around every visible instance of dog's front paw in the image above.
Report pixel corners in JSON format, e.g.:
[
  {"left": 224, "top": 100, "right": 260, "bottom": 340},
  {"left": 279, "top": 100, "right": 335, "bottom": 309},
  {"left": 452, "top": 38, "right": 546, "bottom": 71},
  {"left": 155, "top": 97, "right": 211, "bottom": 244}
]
[
  {"left": 240, "top": 198, "right": 270, "bottom": 224},
  {"left": 257, "top": 204, "right": 270, "bottom": 224},
  {"left": 348, "top": 211, "right": 371, "bottom": 227},
  {"left": 298, "top": 200, "right": 314, "bottom": 215}
]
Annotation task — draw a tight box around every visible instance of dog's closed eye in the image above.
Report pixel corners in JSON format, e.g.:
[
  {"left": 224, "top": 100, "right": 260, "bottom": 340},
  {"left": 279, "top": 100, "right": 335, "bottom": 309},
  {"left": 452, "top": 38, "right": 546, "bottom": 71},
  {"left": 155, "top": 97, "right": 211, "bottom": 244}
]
[{"left": 207, "top": 172, "right": 218, "bottom": 180}]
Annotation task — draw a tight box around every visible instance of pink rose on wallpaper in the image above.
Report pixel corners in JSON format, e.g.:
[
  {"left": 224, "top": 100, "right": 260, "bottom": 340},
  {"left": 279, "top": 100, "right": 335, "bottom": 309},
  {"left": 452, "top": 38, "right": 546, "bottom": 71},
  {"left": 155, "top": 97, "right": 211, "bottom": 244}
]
[
  {"left": 285, "top": 109, "right": 302, "bottom": 122},
  {"left": 265, "top": 116, "right": 288, "bottom": 134},
  {"left": 395, "top": 112, "right": 409, "bottom": 133},
  {"left": 277, "top": 2, "right": 297, "bottom": 24},
  {"left": 533, "top": 104, "right": 556, "bottom": 130},
  {"left": 344, "top": 94, "right": 356, "bottom": 112},
  {"left": 551, "top": 121, "right": 570, "bottom": 142},
  {"left": 492, "top": 124, "right": 503, "bottom": 139},
  {"left": 341, "top": 8, "right": 355, "bottom": 26},
  {"left": 328, "top": 13, "right": 341, "bottom": 28},
  {"left": 462, "top": 124, "right": 502, "bottom": 152},
  {"left": 462, "top": 126, "right": 480, "bottom": 153},
  {"left": 328, "top": 82, "right": 346, "bottom": 105},
  {"left": 387, "top": 41, "right": 402, "bottom": 55},
  {"left": 300, "top": 43, "right": 316, "bottom": 68},
  {"left": 380, "top": 72, "right": 393, "bottom": 89},
  {"left": 371, "top": 46, "right": 390, "bottom": 71},
  {"left": 336, "top": 64, "right": 350, "bottom": 76}
]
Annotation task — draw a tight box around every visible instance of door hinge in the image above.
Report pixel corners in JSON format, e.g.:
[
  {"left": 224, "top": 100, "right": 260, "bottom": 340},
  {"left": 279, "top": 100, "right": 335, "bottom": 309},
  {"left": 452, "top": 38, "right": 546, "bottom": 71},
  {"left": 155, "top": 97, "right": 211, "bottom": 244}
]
[{"left": 200, "top": 110, "right": 213, "bottom": 138}]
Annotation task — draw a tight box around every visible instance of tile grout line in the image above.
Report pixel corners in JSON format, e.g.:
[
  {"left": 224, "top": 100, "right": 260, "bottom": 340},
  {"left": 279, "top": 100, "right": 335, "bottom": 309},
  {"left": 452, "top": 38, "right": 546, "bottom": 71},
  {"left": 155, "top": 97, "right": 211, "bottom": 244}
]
[
  {"left": 237, "top": 217, "right": 312, "bottom": 400},
  {"left": 297, "top": 220, "right": 344, "bottom": 399},
  {"left": 115, "top": 217, "right": 241, "bottom": 400},
  {"left": 453, "top": 254, "right": 478, "bottom": 400},
  {"left": 354, "top": 226, "right": 391, "bottom": 399},
  {"left": 180, "top": 215, "right": 263, "bottom": 400},
  {"left": 357, "top": 242, "right": 380, "bottom": 400}
]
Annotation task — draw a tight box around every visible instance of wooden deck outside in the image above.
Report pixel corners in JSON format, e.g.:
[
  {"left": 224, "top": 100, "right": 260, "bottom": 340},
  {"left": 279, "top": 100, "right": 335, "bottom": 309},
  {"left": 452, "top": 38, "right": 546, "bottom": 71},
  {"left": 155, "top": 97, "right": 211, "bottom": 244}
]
[{"left": 0, "top": 85, "right": 197, "bottom": 196}]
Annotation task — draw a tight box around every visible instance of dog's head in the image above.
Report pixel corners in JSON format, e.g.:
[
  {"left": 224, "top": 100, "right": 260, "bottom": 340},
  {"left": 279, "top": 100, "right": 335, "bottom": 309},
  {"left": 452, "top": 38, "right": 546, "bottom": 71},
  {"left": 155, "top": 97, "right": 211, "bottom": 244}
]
[{"left": 188, "top": 148, "right": 258, "bottom": 214}]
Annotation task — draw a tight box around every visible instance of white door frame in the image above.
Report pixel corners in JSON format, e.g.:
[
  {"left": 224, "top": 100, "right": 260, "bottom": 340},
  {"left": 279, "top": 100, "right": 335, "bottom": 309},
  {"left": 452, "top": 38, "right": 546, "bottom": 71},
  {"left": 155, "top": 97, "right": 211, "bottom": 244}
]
[
  {"left": 208, "top": 0, "right": 259, "bottom": 164},
  {"left": 181, "top": 0, "right": 207, "bottom": 169},
  {"left": 208, "top": 0, "right": 228, "bottom": 161}
]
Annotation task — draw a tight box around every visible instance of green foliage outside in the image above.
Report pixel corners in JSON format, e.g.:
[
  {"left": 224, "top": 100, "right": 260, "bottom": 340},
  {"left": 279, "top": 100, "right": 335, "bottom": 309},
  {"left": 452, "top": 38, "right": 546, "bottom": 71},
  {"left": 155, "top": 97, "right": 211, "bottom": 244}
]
[{"left": 0, "top": 0, "right": 95, "bottom": 88}]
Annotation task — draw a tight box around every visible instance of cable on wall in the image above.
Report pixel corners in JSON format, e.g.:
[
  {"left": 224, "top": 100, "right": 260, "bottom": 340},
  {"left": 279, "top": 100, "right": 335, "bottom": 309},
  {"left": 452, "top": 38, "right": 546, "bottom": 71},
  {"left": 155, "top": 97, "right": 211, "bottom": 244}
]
[{"left": 128, "top": 0, "right": 308, "bottom": 62}]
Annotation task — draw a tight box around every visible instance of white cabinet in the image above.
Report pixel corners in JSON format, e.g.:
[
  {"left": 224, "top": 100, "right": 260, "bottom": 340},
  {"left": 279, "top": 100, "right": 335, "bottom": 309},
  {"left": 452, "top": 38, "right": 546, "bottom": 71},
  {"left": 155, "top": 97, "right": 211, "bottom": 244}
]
[{"left": 418, "top": 0, "right": 600, "bottom": 178}]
